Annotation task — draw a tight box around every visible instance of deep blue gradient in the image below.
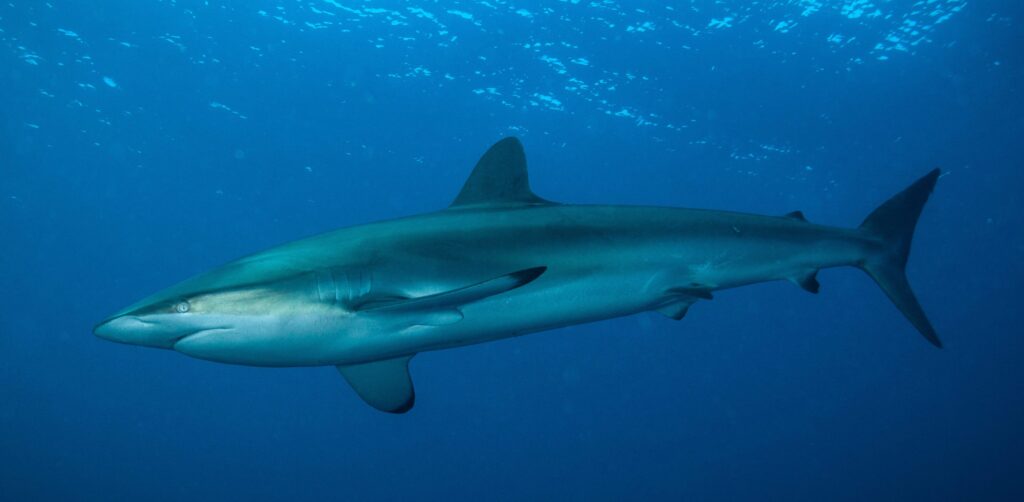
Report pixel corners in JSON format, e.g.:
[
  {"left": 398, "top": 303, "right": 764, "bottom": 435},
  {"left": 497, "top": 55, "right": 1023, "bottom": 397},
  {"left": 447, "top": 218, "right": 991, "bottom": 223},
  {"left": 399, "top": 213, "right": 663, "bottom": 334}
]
[{"left": 2, "top": 1, "right": 1022, "bottom": 500}]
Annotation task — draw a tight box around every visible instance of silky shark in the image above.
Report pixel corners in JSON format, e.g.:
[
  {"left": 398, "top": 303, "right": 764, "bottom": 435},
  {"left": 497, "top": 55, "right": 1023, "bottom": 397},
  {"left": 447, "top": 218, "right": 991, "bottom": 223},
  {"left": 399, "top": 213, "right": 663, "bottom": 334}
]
[{"left": 95, "top": 138, "right": 941, "bottom": 413}]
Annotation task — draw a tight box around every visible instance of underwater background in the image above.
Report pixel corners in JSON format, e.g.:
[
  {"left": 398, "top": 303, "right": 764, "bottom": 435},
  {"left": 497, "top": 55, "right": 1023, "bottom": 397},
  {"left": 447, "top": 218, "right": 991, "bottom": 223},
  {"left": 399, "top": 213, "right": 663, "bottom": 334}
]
[{"left": 2, "top": 1, "right": 1022, "bottom": 500}]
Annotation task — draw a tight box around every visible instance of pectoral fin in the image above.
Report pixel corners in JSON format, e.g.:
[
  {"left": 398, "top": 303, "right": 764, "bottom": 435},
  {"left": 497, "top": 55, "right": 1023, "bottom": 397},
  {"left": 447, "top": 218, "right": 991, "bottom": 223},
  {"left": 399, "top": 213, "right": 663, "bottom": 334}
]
[
  {"left": 337, "top": 355, "right": 416, "bottom": 413},
  {"left": 356, "top": 266, "right": 546, "bottom": 325}
]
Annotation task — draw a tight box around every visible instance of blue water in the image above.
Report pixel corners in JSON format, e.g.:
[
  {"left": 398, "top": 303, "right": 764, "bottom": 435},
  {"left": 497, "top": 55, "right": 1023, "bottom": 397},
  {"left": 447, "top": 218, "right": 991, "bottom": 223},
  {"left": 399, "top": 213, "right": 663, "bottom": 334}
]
[{"left": 2, "top": 1, "right": 1022, "bottom": 500}]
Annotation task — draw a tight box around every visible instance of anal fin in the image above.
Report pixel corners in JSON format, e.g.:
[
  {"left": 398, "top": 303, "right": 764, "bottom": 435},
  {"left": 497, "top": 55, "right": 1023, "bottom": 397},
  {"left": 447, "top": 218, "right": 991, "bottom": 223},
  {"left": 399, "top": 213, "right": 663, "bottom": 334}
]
[
  {"left": 656, "top": 301, "right": 692, "bottom": 320},
  {"left": 665, "top": 287, "right": 713, "bottom": 300},
  {"left": 656, "top": 287, "right": 714, "bottom": 321},
  {"left": 790, "top": 270, "right": 820, "bottom": 294}
]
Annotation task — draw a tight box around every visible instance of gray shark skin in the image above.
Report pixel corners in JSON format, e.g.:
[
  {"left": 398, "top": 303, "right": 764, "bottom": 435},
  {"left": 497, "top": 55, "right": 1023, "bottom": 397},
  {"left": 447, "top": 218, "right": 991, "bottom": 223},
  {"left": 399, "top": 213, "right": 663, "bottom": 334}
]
[{"left": 95, "top": 138, "right": 941, "bottom": 413}]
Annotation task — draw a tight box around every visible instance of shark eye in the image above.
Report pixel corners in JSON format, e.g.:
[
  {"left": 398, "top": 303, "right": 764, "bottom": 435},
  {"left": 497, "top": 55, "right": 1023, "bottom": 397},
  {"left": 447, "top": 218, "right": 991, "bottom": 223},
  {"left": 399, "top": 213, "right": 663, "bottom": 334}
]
[{"left": 174, "top": 301, "right": 191, "bottom": 313}]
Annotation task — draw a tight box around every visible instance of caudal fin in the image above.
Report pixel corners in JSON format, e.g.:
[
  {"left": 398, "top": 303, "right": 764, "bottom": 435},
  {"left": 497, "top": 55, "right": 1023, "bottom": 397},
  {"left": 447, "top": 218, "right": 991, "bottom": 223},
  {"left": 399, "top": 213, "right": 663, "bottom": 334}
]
[{"left": 859, "top": 169, "right": 942, "bottom": 348}]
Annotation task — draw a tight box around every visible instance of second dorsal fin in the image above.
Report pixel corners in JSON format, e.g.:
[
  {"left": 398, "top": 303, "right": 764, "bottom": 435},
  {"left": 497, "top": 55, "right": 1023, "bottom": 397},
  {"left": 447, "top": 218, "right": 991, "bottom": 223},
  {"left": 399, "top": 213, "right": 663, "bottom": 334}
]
[
  {"left": 783, "top": 210, "right": 808, "bottom": 222},
  {"left": 450, "top": 137, "right": 552, "bottom": 208}
]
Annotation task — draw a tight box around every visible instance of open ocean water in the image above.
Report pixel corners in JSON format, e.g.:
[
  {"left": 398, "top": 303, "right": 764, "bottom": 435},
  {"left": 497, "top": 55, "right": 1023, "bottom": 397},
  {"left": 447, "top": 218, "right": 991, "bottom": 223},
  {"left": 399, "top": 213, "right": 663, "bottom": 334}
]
[{"left": 2, "top": 1, "right": 1022, "bottom": 500}]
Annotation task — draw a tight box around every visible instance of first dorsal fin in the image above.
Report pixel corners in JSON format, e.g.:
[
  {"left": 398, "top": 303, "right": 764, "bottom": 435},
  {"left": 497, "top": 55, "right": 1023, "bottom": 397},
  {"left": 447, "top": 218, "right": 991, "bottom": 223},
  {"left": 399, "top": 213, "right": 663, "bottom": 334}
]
[{"left": 450, "top": 137, "right": 552, "bottom": 208}]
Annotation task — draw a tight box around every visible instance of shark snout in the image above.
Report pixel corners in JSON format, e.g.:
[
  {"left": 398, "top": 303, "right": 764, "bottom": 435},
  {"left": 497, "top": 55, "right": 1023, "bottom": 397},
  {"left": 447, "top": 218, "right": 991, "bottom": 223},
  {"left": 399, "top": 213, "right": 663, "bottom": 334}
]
[
  {"left": 94, "top": 316, "right": 144, "bottom": 341},
  {"left": 94, "top": 315, "right": 187, "bottom": 349}
]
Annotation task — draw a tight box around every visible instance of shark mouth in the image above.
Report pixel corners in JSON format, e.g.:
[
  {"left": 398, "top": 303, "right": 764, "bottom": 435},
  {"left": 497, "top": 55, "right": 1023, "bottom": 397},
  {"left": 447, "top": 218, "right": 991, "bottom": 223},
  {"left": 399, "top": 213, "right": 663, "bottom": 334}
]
[{"left": 171, "top": 327, "right": 234, "bottom": 347}]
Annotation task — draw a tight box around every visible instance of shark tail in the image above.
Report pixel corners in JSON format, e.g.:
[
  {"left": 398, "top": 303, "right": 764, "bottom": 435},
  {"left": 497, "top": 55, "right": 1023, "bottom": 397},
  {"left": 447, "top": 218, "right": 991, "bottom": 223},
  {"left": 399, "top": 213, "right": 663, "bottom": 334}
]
[{"left": 858, "top": 168, "right": 942, "bottom": 348}]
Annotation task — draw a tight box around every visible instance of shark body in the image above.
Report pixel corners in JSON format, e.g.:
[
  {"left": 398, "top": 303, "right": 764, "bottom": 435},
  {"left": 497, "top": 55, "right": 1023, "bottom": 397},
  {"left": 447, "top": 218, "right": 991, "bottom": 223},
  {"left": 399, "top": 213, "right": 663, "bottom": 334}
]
[{"left": 95, "top": 138, "right": 941, "bottom": 413}]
